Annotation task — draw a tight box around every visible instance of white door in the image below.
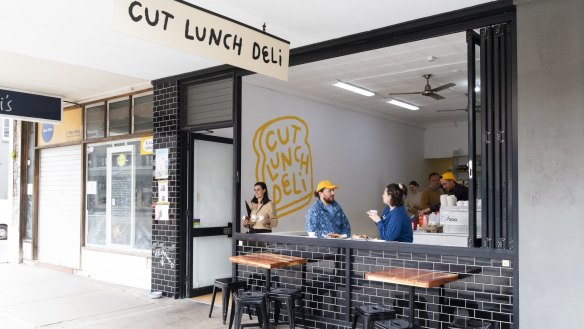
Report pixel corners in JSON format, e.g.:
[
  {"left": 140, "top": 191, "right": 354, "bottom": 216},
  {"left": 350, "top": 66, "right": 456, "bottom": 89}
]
[
  {"left": 37, "top": 145, "right": 82, "bottom": 269},
  {"left": 192, "top": 138, "right": 233, "bottom": 288}
]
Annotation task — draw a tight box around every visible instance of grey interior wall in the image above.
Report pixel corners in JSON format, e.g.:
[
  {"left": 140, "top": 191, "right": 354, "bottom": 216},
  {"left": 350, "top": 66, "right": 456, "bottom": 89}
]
[
  {"left": 241, "top": 82, "right": 426, "bottom": 237},
  {"left": 516, "top": 0, "right": 584, "bottom": 328}
]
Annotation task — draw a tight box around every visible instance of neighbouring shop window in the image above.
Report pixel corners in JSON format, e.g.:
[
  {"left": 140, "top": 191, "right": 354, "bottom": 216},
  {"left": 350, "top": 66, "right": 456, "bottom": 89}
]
[
  {"left": 84, "top": 92, "right": 152, "bottom": 140},
  {"left": 2, "top": 118, "right": 9, "bottom": 140},
  {"left": 0, "top": 119, "right": 11, "bottom": 200},
  {"left": 85, "top": 103, "right": 105, "bottom": 139},
  {"left": 133, "top": 94, "right": 153, "bottom": 133},
  {"left": 24, "top": 123, "right": 35, "bottom": 238},
  {"left": 86, "top": 139, "right": 153, "bottom": 250},
  {"left": 108, "top": 98, "right": 130, "bottom": 136}
]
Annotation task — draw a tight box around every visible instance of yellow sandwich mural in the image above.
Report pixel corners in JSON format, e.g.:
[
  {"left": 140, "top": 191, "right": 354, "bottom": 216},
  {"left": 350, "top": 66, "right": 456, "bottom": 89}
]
[{"left": 253, "top": 116, "right": 313, "bottom": 218}]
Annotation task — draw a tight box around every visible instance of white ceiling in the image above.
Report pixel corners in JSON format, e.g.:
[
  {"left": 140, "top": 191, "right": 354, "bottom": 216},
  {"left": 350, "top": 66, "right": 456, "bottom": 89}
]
[
  {"left": 245, "top": 32, "right": 478, "bottom": 127},
  {"left": 0, "top": 0, "right": 493, "bottom": 111}
]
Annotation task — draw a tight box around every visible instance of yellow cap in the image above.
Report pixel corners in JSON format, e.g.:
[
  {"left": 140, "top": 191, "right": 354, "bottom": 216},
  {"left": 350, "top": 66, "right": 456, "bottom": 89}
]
[
  {"left": 315, "top": 180, "right": 338, "bottom": 192},
  {"left": 441, "top": 172, "right": 456, "bottom": 181}
]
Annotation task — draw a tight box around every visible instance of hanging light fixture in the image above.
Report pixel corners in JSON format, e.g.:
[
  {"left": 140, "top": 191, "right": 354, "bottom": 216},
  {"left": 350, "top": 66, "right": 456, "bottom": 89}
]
[
  {"left": 332, "top": 81, "right": 375, "bottom": 97},
  {"left": 386, "top": 99, "right": 420, "bottom": 111}
]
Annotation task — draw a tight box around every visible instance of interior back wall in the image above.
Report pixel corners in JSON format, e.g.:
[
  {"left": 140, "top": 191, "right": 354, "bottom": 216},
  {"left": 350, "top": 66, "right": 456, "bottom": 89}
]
[{"left": 241, "top": 82, "right": 425, "bottom": 237}]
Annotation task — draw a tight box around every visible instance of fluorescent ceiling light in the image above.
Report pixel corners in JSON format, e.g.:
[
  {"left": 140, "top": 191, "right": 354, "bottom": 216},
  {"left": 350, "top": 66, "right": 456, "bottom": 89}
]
[
  {"left": 333, "top": 81, "right": 375, "bottom": 97},
  {"left": 387, "top": 99, "right": 420, "bottom": 111}
]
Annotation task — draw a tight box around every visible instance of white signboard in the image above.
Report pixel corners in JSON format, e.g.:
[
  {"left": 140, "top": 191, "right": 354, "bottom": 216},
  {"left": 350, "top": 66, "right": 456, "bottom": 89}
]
[{"left": 114, "top": 0, "right": 290, "bottom": 81}]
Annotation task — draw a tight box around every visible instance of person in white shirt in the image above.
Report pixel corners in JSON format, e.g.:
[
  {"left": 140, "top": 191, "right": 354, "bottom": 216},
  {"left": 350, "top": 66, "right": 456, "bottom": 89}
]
[{"left": 405, "top": 180, "right": 422, "bottom": 218}]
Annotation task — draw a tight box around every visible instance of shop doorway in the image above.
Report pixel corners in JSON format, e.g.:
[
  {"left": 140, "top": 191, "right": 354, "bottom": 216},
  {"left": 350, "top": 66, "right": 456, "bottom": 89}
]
[{"left": 187, "top": 131, "right": 234, "bottom": 296}]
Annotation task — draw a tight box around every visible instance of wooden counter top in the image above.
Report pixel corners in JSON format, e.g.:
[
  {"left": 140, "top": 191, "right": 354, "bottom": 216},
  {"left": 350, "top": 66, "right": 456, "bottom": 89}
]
[
  {"left": 365, "top": 267, "right": 458, "bottom": 288},
  {"left": 230, "top": 252, "right": 307, "bottom": 269}
]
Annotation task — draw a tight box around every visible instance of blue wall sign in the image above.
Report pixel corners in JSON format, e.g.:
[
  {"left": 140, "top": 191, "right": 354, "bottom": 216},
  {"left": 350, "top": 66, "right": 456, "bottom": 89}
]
[
  {"left": 41, "top": 123, "right": 54, "bottom": 143},
  {"left": 0, "top": 88, "right": 62, "bottom": 123}
]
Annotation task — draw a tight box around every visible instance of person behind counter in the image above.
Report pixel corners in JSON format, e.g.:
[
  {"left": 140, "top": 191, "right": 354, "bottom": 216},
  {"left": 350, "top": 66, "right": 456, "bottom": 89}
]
[
  {"left": 368, "top": 183, "right": 413, "bottom": 242},
  {"left": 440, "top": 172, "right": 468, "bottom": 201},
  {"left": 305, "top": 180, "right": 351, "bottom": 237},
  {"left": 243, "top": 182, "right": 278, "bottom": 233},
  {"left": 419, "top": 172, "right": 443, "bottom": 215},
  {"left": 405, "top": 180, "right": 422, "bottom": 218}
]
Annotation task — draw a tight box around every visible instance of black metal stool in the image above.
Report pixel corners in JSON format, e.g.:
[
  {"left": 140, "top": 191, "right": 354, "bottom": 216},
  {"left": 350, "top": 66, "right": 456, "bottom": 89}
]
[
  {"left": 229, "top": 291, "right": 270, "bottom": 329},
  {"left": 266, "top": 287, "right": 307, "bottom": 329},
  {"left": 209, "top": 278, "right": 248, "bottom": 325},
  {"left": 352, "top": 304, "right": 396, "bottom": 329},
  {"left": 449, "top": 318, "right": 492, "bottom": 329}
]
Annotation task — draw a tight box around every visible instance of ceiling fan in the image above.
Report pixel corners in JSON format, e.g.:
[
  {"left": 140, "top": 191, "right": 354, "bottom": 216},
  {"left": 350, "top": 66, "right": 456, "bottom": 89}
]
[{"left": 388, "top": 74, "right": 455, "bottom": 100}]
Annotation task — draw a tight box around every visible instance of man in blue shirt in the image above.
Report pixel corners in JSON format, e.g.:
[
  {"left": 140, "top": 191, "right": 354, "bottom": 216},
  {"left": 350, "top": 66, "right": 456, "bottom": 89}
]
[{"left": 305, "top": 180, "right": 351, "bottom": 237}]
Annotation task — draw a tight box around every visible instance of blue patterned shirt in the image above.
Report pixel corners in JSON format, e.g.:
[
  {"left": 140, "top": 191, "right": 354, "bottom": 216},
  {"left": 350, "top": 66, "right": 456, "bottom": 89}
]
[{"left": 305, "top": 200, "right": 351, "bottom": 237}]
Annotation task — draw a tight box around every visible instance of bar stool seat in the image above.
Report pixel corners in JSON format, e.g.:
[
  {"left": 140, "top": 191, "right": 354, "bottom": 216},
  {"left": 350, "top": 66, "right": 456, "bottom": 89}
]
[
  {"left": 352, "top": 304, "right": 396, "bottom": 329},
  {"left": 230, "top": 291, "right": 270, "bottom": 329},
  {"left": 266, "top": 287, "right": 307, "bottom": 329},
  {"left": 209, "top": 278, "right": 248, "bottom": 325},
  {"left": 375, "top": 319, "right": 412, "bottom": 329}
]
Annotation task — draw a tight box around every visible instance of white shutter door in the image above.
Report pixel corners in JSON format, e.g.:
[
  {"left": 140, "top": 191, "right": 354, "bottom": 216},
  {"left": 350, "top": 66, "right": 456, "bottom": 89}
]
[{"left": 37, "top": 145, "right": 82, "bottom": 269}]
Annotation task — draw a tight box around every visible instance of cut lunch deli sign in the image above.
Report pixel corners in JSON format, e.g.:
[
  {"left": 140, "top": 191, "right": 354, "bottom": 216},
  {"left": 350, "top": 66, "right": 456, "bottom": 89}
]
[{"left": 114, "top": 0, "right": 290, "bottom": 81}]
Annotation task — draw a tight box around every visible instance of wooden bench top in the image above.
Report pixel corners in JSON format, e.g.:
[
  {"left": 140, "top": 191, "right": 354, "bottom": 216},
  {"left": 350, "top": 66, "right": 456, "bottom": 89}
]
[
  {"left": 230, "top": 252, "right": 307, "bottom": 269},
  {"left": 365, "top": 267, "right": 458, "bottom": 288}
]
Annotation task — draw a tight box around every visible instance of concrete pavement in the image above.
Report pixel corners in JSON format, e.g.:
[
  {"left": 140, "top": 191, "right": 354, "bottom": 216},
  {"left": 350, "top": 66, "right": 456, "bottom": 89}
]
[{"left": 0, "top": 263, "right": 260, "bottom": 329}]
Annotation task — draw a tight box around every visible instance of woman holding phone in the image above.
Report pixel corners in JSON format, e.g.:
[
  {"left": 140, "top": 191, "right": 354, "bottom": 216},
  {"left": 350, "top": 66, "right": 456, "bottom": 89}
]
[
  {"left": 367, "top": 183, "right": 413, "bottom": 242},
  {"left": 243, "top": 182, "right": 278, "bottom": 233}
]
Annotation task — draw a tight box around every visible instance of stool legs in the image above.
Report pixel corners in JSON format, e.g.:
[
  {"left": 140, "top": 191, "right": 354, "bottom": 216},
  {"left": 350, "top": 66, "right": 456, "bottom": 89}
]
[
  {"left": 270, "top": 294, "right": 306, "bottom": 329},
  {"left": 233, "top": 301, "right": 242, "bottom": 329},
  {"left": 228, "top": 300, "right": 235, "bottom": 329},
  {"left": 298, "top": 297, "right": 307, "bottom": 329},
  {"left": 231, "top": 295, "right": 269, "bottom": 329},
  {"left": 260, "top": 298, "right": 270, "bottom": 329},
  {"left": 273, "top": 300, "right": 281, "bottom": 326},
  {"left": 221, "top": 287, "right": 231, "bottom": 324},
  {"left": 352, "top": 312, "right": 359, "bottom": 329},
  {"left": 287, "top": 296, "right": 296, "bottom": 329},
  {"left": 209, "top": 285, "right": 217, "bottom": 318}
]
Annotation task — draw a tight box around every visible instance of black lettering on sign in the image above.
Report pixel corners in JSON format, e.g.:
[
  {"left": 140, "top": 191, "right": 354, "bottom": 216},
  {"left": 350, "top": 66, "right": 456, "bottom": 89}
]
[
  {"left": 184, "top": 19, "right": 194, "bottom": 40},
  {"left": 129, "top": 1, "right": 142, "bottom": 22},
  {"left": 209, "top": 28, "right": 222, "bottom": 46},
  {"left": 160, "top": 11, "right": 174, "bottom": 30},
  {"left": 252, "top": 42, "right": 261, "bottom": 60},
  {"left": 233, "top": 35, "right": 243, "bottom": 55},
  {"left": 144, "top": 7, "right": 159, "bottom": 26},
  {"left": 0, "top": 95, "right": 13, "bottom": 112},
  {"left": 223, "top": 33, "right": 232, "bottom": 50},
  {"left": 128, "top": 1, "right": 174, "bottom": 30},
  {"left": 252, "top": 42, "right": 283, "bottom": 66},
  {"left": 195, "top": 26, "right": 206, "bottom": 42}
]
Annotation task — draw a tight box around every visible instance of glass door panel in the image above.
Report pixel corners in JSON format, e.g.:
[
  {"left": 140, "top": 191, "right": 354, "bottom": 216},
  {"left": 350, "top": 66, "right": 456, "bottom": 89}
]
[
  {"left": 106, "top": 145, "right": 135, "bottom": 247},
  {"left": 191, "top": 137, "right": 233, "bottom": 290}
]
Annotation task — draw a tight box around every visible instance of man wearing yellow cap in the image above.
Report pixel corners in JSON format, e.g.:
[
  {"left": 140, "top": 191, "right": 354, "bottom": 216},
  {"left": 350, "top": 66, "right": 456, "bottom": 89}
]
[
  {"left": 440, "top": 172, "right": 468, "bottom": 202},
  {"left": 305, "top": 180, "right": 351, "bottom": 238}
]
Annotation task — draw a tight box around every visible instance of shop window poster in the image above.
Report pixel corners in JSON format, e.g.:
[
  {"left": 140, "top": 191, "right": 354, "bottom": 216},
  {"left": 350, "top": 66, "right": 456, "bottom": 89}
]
[
  {"left": 158, "top": 180, "right": 169, "bottom": 203},
  {"left": 155, "top": 148, "right": 169, "bottom": 179},
  {"left": 155, "top": 204, "right": 169, "bottom": 221}
]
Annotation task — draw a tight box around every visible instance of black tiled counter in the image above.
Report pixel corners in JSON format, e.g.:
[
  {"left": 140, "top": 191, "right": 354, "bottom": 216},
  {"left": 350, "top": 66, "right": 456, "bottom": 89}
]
[{"left": 235, "top": 233, "right": 515, "bottom": 329}]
